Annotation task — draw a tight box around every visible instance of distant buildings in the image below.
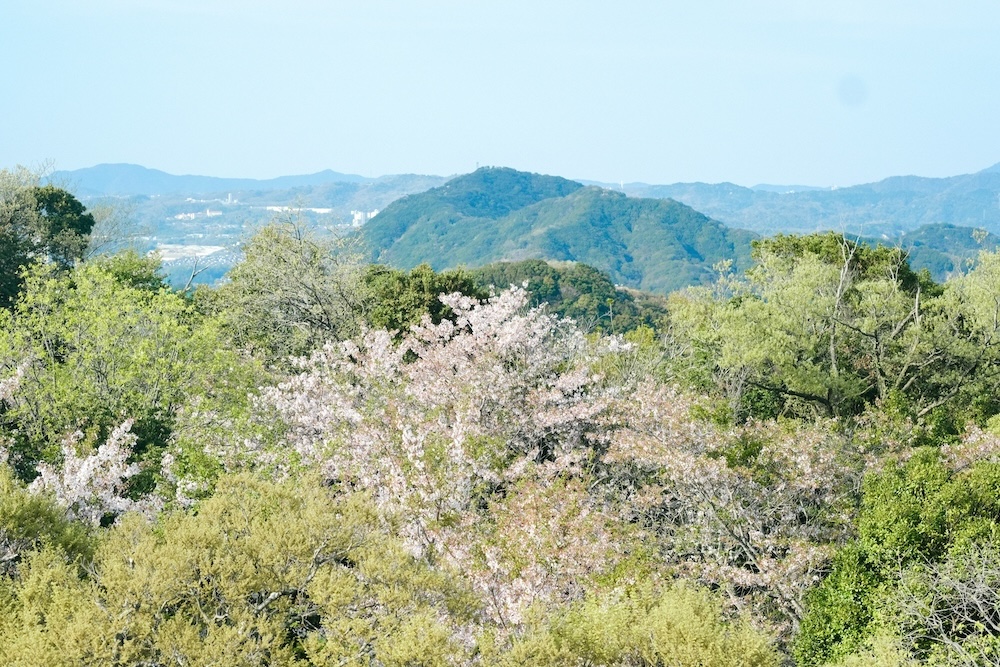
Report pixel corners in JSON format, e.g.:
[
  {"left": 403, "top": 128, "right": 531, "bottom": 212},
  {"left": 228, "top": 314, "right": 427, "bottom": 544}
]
[
  {"left": 173, "top": 208, "right": 222, "bottom": 220},
  {"left": 351, "top": 209, "right": 379, "bottom": 226},
  {"left": 264, "top": 206, "right": 334, "bottom": 214}
]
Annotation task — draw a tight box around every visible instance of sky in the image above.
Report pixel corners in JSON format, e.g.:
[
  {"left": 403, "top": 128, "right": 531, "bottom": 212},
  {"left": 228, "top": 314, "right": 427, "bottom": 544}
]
[{"left": 2, "top": 1, "right": 999, "bottom": 187}]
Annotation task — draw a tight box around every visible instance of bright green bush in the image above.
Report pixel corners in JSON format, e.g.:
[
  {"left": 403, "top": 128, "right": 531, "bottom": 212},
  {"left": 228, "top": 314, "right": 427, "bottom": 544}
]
[
  {"left": 0, "top": 465, "right": 93, "bottom": 579},
  {"left": 0, "top": 473, "right": 475, "bottom": 665},
  {"left": 795, "top": 449, "right": 1000, "bottom": 666},
  {"left": 495, "top": 585, "right": 780, "bottom": 667}
]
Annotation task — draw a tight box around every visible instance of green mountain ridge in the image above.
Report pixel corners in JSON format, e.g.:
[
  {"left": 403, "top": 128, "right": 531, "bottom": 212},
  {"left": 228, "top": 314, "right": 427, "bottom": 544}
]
[{"left": 362, "top": 167, "right": 756, "bottom": 294}]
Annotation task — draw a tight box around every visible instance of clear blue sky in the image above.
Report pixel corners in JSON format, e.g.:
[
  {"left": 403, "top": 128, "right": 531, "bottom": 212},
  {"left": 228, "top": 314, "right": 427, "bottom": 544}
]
[{"left": 3, "top": 1, "right": 999, "bottom": 187}]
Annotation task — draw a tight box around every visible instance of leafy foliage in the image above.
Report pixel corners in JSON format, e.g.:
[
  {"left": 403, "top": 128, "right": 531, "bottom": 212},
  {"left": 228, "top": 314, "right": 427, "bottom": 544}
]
[
  {"left": 0, "top": 170, "right": 98, "bottom": 309},
  {"left": 493, "top": 584, "right": 780, "bottom": 667},
  {"left": 795, "top": 442, "right": 1000, "bottom": 666},
  {"left": 0, "top": 473, "right": 475, "bottom": 665},
  {"left": 5, "top": 220, "right": 1000, "bottom": 665},
  {"left": 0, "top": 253, "right": 261, "bottom": 486},
  {"left": 29, "top": 184, "right": 97, "bottom": 268},
  {"left": 471, "top": 259, "right": 669, "bottom": 333},
  {"left": 362, "top": 262, "right": 485, "bottom": 332},
  {"left": 668, "top": 233, "right": 1000, "bottom": 430},
  {"left": 0, "top": 465, "right": 93, "bottom": 579},
  {"left": 199, "top": 219, "right": 371, "bottom": 361}
]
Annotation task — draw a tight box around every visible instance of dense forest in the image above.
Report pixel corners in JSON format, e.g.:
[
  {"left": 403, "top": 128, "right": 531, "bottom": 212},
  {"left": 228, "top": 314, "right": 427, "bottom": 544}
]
[
  {"left": 361, "top": 167, "right": 757, "bottom": 294},
  {"left": 5, "top": 166, "right": 1000, "bottom": 665}
]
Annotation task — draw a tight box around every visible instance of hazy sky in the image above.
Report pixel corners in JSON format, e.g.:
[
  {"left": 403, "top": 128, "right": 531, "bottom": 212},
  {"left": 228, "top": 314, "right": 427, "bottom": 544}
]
[{"left": 3, "top": 1, "right": 999, "bottom": 186}]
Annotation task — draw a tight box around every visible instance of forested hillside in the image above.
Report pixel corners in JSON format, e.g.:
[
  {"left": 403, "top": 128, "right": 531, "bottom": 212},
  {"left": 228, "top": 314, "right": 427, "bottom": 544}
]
[
  {"left": 6, "top": 167, "right": 1000, "bottom": 665},
  {"left": 470, "top": 259, "right": 668, "bottom": 333},
  {"left": 362, "top": 167, "right": 757, "bottom": 294}
]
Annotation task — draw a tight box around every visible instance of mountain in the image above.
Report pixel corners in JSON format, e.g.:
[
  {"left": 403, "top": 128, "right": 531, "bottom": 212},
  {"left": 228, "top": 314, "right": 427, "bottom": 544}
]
[
  {"left": 750, "top": 184, "right": 831, "bottom": 194},
  {"left": 886, "top": 223, "right": 1000, "bottom": 280},
  {"left": 47, "top": 163, "right": 371, "bottom": 197},
  {"left": 361, "top": 167, "right": 756, "bottom": 294},
  {"left": 611, "top": 164, "right": 1000, "bottom": 236},
  {"left": 981, "top": 161, "right": 1000, "bottom": 174}
]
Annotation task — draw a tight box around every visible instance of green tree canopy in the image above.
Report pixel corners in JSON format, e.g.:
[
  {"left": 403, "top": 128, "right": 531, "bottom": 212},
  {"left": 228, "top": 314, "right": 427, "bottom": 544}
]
[
  {"left": 30, "top": 184, "right": 96, "bottom": 268},
  {"left": 198, "top": 219, "right": 371, "bottom": 362},
  {"left": 471, "top": 259, "right": 668, "bottom": 333},
  {"left": 362, "top": 263, "right": 485, "bottom": 333},
  {"left": 0, "top": 253, "right": 260, "bottom": 484},
  {"left": 1, "top": 170, "right": 97, "bottom": 309},
  {"left": 0, "top": 473, "right": 475, "bottom": 666},
  {"left": 666, "top": 232, "right": 1000, "bottom": 428},
  {"left": 795, "top": 447, "right": 1000, "bottom": 666}
]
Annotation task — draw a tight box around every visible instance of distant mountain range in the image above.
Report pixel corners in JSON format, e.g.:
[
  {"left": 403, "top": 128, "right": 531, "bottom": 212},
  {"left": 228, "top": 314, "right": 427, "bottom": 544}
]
[
  {"left": 47, "top": 163, "right": 371, "bottom": 197},
  {"left": 887, "top": 223, "right": 1000, "bottom": 278},
  {"left": 594, "top": 162, "right": 1000, "bottom": 237},
  {"left": 43, "top": 162, "right": 1000, "bottom": 292},
  {"left": 56, "top": 161, "right": 1000, "bottom": 237},
  {"left": 361, "top": 167, "right": 756, "bottom": 294}
]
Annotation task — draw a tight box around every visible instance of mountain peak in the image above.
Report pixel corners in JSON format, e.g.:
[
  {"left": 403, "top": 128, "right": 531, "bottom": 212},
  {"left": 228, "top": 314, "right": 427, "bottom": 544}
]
[
  {"left": 362, "top": 167, "right": 755, "bottom": 294},
  {"left": 428, "top": 167, "right": 584, "bottom": 219}
]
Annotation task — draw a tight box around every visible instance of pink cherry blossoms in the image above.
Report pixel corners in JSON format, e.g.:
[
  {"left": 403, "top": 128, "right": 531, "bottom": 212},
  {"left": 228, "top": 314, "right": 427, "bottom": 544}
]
[
  {"left": 257, "top": 285, "right": 863, "bottom": 632},
  {"left": 263, "top": 287, "right": 620, "bottom": 620},
  {"left": 602, "top": 383, "right": 860, "bottom": 631},
  {"left": 28, "top": 420, "right": 159, "bottom": 525}
]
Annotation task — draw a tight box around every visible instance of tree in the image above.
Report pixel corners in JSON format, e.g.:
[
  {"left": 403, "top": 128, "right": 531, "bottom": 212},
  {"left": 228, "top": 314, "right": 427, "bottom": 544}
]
[
  {"left": 362, "top": 263, "right": 485, "bottom": 333},
  {"left": 29, "top": 184, "right": 96, "bottom": 268},
  {"left": 493, "top": 584, "right": 780, "bottom": 667},
  {"left": 82, "top": 197, "right": 147, "bottom": 260},
  {"left": 794, "top": 441, "right": 1000, "bottom": 666},
  {"left": 471, "top": 259, "right": 669, "bottom": 334},
  {"left": 668, "top": 233, "right": 940, "bottom": 421},
  {"left": 261, "top": 286, "right": 629, "bottom": 624},
  {"left": 0, "top": 464, "right": 93, "bottom": 580},
  {"left": 602, "top": 384, "right": 862, "bottom": 639},
  {"left": 892, "top": 544, "right": 1000, "bottom": 665},
  {"left": 0, "top": 168, "right": 42, "bottom": 309},
  {"left": 914, "top": 249, "right": 1000, "bottom": 427},
  {"left": 200, "top": 219, "right": 371, "bottom": 361},
  {"left": 0, "top": 253, "right": 261, "bottom": 487},
  {"left": 1, "top": 170, "right": 97, "bottom": 309}
]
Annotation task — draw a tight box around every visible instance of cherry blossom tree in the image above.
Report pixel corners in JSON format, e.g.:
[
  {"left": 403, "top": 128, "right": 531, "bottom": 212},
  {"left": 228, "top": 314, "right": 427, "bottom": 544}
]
[
  {"left": 28, "top": 419, "right": 160, "bottom": 525},
  {"left": 262, "top": 287, "right": 625, "bottom": 622},
  {"left": 261, "top": 285, "right": 864, "bottom": 635}
]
